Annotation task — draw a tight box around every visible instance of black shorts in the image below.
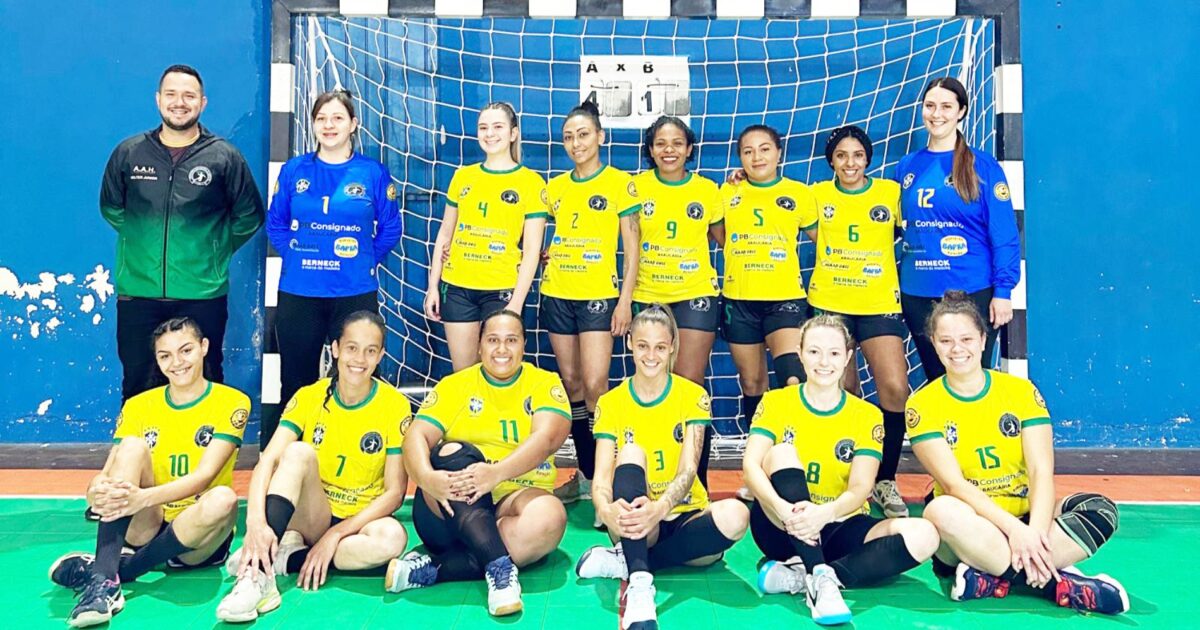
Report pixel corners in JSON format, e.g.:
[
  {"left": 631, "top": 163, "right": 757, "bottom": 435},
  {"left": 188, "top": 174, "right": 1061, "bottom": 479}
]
[
  {"left": 811, "top": 308, "right": 908, "bottom": 343},
  {"left": 656, "top": 509, "right": 704, "bottom": 543},
  {"left": 440, "top": 282, "right": 513, "bottom": 323},
  {"left": 750, "top": 500, "right": 880, "bottom": 563},
  {"left": 541, "top": 296, "right": 617, "bottom": 335},
  {"left": 634, "top": 297, "right": 721, "bottom": 333},
  {"left": 722, "top": 298, "right": 808, "bottom": 344},
  {"left": 131, "top": 521, "right": 234, "bottom": 569}
]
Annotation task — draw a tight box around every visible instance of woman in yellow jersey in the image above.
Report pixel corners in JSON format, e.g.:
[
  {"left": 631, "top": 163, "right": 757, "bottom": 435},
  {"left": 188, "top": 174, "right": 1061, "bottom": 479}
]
[
  {"left": 217, "top": 311, "right": 410, "bottom": 622},
  {"left": 721, "top": 124, "right": 819, "bottom": 432},
  {"left": 575, "top": 305, "right": 749, "bottom": 630},
  {"left": 808, "top": 125, "right": 911, "bottom": 520},
  {"left": 910, "top": 292, "right": 1127, "bottom": 615},
  {"left": 542, "top": 101, "right": 641, "bottom": 504},
  {"left": 389, "top": 310, "right": 571, "bottom": 617},
  {"left": 425, "top": 101, "right": 549, "bottom": 371},
  {"left": 743, "top": 315, "right": 938, "bottom": 626},
  {"left": 49, "top": 317, "right": 250, "bottom": 628}
]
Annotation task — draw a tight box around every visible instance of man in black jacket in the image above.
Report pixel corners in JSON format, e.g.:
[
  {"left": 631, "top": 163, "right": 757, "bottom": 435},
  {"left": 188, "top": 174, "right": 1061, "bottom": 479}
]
[{"left": 100, "top": 64, "right": 264, "bottom": 402}]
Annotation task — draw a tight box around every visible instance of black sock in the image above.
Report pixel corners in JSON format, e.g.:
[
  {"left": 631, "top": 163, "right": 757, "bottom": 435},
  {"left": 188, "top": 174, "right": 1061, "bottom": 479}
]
[
  {"left": 448, "top": 494, "right": 508, "bottom": 567},
  {"left": 828, "top": 533, "right": 918, "bottom": 587},
  {"left": 739, "top": 394, "right": 763, "bottom": 434},
  {"left": 431, "top": 547, "right": 485, "bottom": 582},
  {"left": 768, "top": 468, "right": 826, "bottom": 569},
  {"left": 265, "top": 494, "right": 296, "bottom": 539},
  {"left": 117, "top": 523, "right": 193, "bottom": 581},
  {"left": 285, "top": 547, "right": 311, "bottom": 574},
  {"left": 613, "top": 463, "right": 650, "bottom": 574},
  {"left": 877, "top": 410, "right": 905, "bottom": 481},
  {"left": 1000, "top": 567, "right": 1059, "bottom": 599},
  {"left": 94, "top": 515, "right": 133, "bottom": 579},
  {"left": 697, "top": 424, "right": 713, "bottom": 490},
  {"left": 570, "top": 401, "right": 596, "bottom": 479},
  {"left": 648, "top": 512, "right": 736, "bottom": 571}
]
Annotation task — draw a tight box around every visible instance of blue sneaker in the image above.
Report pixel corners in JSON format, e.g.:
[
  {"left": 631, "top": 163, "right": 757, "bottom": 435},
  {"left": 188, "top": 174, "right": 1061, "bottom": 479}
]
[
  {"left": 951, "top": 563, "right": 1010, "bottom": 601},
  {"left": 68, "top": 573, "right": 123, "bottom": 628},
  {"left": 50, "top": 552, "right": 94, "bottom": 591},
  {"left": 384, "top": 551, "right": 438, "bottom": 593},
  {"left": 1055, "top": 570, "right": 1129, "bottom": 615}
]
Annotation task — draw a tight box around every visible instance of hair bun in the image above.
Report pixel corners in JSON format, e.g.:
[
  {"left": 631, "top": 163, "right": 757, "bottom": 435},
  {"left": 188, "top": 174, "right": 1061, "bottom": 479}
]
[
  {"left": 942, "top": 289, "right": 970, "bottom": 303},
  {"left": 579, "top": 100, "right": 601, "bottom": 117}
]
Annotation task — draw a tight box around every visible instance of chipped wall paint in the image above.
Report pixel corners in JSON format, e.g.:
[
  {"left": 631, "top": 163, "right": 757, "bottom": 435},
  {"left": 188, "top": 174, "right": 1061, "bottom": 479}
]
[{"left": 0, "top": 0, "right": 269, "bottom": 443}]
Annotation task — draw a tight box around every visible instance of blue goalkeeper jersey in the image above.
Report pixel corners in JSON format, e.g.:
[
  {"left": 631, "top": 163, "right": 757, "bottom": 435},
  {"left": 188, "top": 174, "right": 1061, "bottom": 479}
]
[
  {"left": 266, "top": 152, "right": 401, "bottom": 297},
  {"left": 895, "top": 147, "right": 1021, "bottom": 299}
]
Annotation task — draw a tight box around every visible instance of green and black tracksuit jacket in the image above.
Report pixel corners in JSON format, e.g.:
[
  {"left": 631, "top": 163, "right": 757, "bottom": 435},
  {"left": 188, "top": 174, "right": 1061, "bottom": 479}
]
[{"left": 100, "top": 125, "right": 265, "bottom": 300}]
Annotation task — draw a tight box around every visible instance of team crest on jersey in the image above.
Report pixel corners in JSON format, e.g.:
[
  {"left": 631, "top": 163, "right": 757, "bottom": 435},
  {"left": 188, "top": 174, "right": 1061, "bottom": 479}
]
[
  {"left": 313, "top": 423, "right": 326, "bottom": 447},
  {"left": 230, "top": 409, "right": 248, "bottom": 430},
  {"left": 729, "top": 195, "right": 742, "bottom": 208},
  {"left": 999, "top": 413, "right": 1021, "bottom": 438},
  {"left": 400, "top": 415, "right": 413, "bottom": 436},
  {"left": 420, "top": 391, "right": 438, "bottom": 409},
  {"left": 834, "top": 438, "right": 856, "bottom": 463},
  {"left": 697, "top": 394, "right": 712, "bottom": 412},
  {"left": 1033, "top": 387, "right": 1047, "bottom": 409},
  {"left": 194, "top": 425, "right": 214, "bottom": 447},
  {"left": 551, "top": 385, "right": 569, "bottom": 404},
  {"left": 501, "top": 189, "right": 520, "bottom": 204},
  {"left": 822, "top": 204, "right": 835, "bottom": 220},
  {"left": 295, "top": 179, "right": 310, "bottom": 193},
  {"left": 553, "top": 199, "right": 562, "bottom": 213},
  {"left": 1013, "top": 484, "right": 1029, "bottom": 498},
  {"left": 523, "top": 396, "right": 533, "bottom": 416},
  {"left": 360, "top": 431, "right": 383, "bottom": 454},
  {"left": 469, "top": 397, "right": 484, "bottom": 415},
  {"left": 673, "top": 423, "right": 685, "bottom": 444},
  {"left": 143, "top": 428, "right": 159, "bottom": 450},
  {"left": 943, "top": 175, "right": 954, "bottom": 187},
  {"left": 690, "top": 296, "right": 712, "bottom": 312},
  {"left": 387, "top": 183, "right": 398, "bottom": 201},
  {"left": 642, "top": 200, "right": 655, "bottom": 217},
  {"left": 945, "top": 421, "right": 959, "bottom": 447},
  {"left": 588, "top": 194, "right": 608, "bottom": 211},
  {"left": 623, "top": 426, "right": 636, "bottom": 444},
  {"left": 993, "top": 182, "right": 1011, "bottom": 202},
  {"left": 869, "top": 206, "right": 891, "bottom": 223},
  {"left": 588, "top": 300, "right": 609, "bottom": 314},
  {"left": 344, "top": 183, "right": 366, "bottom": 197},
  {"left": 627, "top": 181, "right": 638, "bottom": 197},
  {"left": 459, "top": 186, "right": 471, "bottom": 198},
  {"left": 540, "top": 188, "right": 549, "bottom": 206},
  {"left": 776, "top": 196, "right": 796, "bottom": 211},
  {"left": 782, "top": 427, "right": 795, "bottom": 445},
  {"left": 686, "top": 202, "right": 704, "bottom": 220},
  {"left": 902, "top": 173, "right": 915, "bottom": 189},
  {"left": 872, "top": 424, "right": 886, "bottom": 444},
  {"left": 188, "top": 166, "right": 213, "bottom": 186},
  {"left": 284, "top": 395, "right": 299, "bottom": 413}
]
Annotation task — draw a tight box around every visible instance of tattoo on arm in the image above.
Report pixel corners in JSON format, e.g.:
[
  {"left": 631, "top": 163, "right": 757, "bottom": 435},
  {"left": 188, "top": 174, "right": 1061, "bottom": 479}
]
[{"left": 659, "top": 426, "right": 703, "bottom": 508}]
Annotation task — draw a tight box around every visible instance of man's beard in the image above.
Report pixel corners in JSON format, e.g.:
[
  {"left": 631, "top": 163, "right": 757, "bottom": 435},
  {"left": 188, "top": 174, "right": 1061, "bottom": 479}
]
[{"left": 161, "top": 112, "right": 200, "bottom": 132}]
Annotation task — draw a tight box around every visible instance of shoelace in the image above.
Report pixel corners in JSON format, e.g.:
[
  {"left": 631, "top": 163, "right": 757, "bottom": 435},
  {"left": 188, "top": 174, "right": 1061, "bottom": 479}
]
[
  {"left": 409, "top": 556, "right": 437, "bottom": 587},
  {"left": 785, "top": 566, "right": 806, "bottom": 595},
  {"left": 78, "top": 575, "right": 117, "bottom": 606},
  {"left": 485, "top": 560, "right": 514, "bottom": 590},
  {"left": 879, "top": 482, "right": 904, "bottom": 504},
  {"left": 973, "top": 573, "right": 1009, "bottom": 598},
  {"left": 65, "top": 559, "right": 95, "bottom": 593},
  {"left": 812, "top": 571, "right": 845, "bottom": 600},
  {"left": 1058, "top": 577, "right": 1098, "bottom": 612},
  {"left": 231, "top": 570, "right": 267, "bottom": 598}
]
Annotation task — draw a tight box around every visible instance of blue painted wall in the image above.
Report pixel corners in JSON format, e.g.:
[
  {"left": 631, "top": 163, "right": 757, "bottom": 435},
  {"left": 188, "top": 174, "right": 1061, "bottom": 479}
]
[
  {"left": 1022, "top": 0, "right": 1200, "bottom": 446},
  {"left": 0, "top": 1, "right": 269, "bottom": 442}
]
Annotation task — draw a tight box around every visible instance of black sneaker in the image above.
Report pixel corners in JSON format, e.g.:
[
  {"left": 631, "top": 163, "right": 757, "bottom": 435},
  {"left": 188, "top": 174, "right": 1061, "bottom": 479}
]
[
  {"left": 84, "top": 507, "right": 100, "bottom": 522},
  {"left": 67, "top": 573, "right": 124, "bottom": 628},
  {"left": 49, "top": 552, "right": 95, "bottom": 591}
]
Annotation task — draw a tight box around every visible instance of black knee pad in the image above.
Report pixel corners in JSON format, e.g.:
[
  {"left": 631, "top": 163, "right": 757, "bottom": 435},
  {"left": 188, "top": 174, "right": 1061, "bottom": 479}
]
[
  {"left": 773, "top": 352, "right": 805, "bottom": 386},
  {"left": 430, "top": 441, "right": 486, "bottom": 471},
  {"left": 768, "top": 467, "right": 811, "bottom": 504},
  {"left": 613, "top": 462, "right": 648, "bottom": 502},
  {"left": 1055, "top": 492, "right": 1119, "bottom": 557}
]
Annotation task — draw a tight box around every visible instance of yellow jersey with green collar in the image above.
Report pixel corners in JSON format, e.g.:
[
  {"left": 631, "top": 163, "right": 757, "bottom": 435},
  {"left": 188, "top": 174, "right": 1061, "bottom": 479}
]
[
  {"left": 593, "top": 375, "right": 711, "bottom": 515},
  {"left": 808, "top": 178, "right": 903, "bottom": 315},
  {"left": 443, "top": 163, "right": 549, "bottom": 290},
  {"left": 631, "top": 169, "right": 724, "bottom": 303},
  {"left": 720, "top": 176, "right": 818, "bottom": 300},
  {"left": 906, "top": 370, "right": 1052, "bottom": 517},
  {"left": 414, "top": 363, "right": 571, "bottom": 501},
  {"left": 542, "top": 165, "right": 641, "bottom": 299},
  {"left": 749, "top": 385, "right": 883, "bottom": 516},
  {"left": 280, "top": 378, "right": 411, "bottom": 519},
  {"left": 113, "top": 381, "right": 250, "bottom": 522}
]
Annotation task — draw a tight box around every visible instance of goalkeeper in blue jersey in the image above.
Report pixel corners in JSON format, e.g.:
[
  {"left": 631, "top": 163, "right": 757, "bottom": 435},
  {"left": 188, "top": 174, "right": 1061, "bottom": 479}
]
[
  {"left": 263, "top": 90, "right": 401, "bottom": 446},
  {"left": 895, "top": 77, "right": 1020, "bottom": 380}
]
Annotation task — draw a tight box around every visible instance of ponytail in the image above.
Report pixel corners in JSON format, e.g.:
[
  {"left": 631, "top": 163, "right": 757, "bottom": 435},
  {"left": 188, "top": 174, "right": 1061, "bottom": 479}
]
[{"left": 952, "top": 130, "right": 980, "bottom": 202}]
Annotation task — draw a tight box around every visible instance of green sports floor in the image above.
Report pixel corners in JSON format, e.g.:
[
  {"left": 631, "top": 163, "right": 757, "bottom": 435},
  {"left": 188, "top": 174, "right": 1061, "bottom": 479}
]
[{"left": 5, "top": 498, "right": 1190, "bottom": 629}]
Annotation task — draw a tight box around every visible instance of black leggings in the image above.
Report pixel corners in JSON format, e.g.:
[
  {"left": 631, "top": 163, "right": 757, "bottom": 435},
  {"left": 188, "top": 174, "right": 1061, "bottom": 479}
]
[
  {"left": 901, "top": 287, "right": 998, "bottom": 382},
  {"left": 265, "top": 290, "right": 379, "bottom": 447}
]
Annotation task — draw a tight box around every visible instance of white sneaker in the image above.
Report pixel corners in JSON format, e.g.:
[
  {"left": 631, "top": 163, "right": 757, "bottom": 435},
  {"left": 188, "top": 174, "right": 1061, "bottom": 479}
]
[
  {"left": 224, "top": 531, "right": 307, "bottom": 577},
  {"left": 621, "top": 572, "right": 658, "bottom": 630},
  {"left": 757, "top": 558, "right": 807, "bottom": 594},
  {"left": 575, "top": 544, "right": 628, "bottom": 580},
  {"left": 216, "top": 569, "right": 281, "bottom": 623},
  {"left": 384, "top": 551, "right": 437, "bottom": 593},
  {"left": 484, "top": 556, "right": 522, "bottom": 616},
  {"left": 736, "top": 486, "right": 754, "bottom": 502},
  {"left": 554, "top": 473, "right": 592, "bottom": 505},
  {"left": 806, "top": 564, "right": 852, "bottom": 625},
  {"left": 872, "top": 480, "right": 908, "bottom": 519}
]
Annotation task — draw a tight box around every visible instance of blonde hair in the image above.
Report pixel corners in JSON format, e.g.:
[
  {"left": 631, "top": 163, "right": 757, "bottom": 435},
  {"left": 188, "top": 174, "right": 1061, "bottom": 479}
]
[
  {"left": 798, "top": 313, "right": 855, "bottom": 351},
  {"left": 629, "top": 303, "right": 680, "bottom": 371},
  {"left": 481, "top": 101, "right": 522, "bottom": 163}
]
